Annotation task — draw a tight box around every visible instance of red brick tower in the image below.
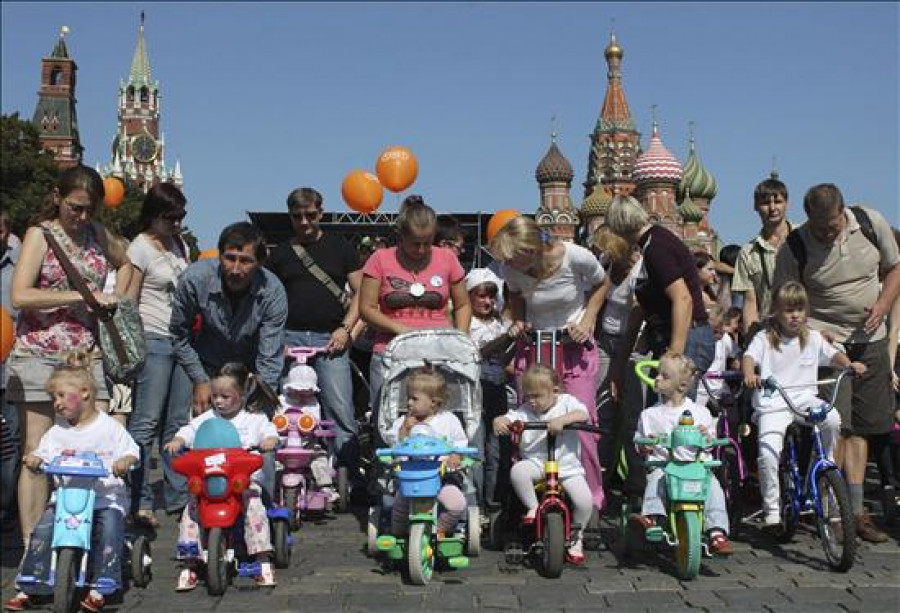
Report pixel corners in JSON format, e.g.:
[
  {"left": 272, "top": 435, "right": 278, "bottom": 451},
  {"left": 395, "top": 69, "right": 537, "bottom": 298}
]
[
  {"left": 583, "top": 31, "right": 641, "bottom": 199},
  {"left": 32, "top": 26, "right": 83, "bottom": 168}
]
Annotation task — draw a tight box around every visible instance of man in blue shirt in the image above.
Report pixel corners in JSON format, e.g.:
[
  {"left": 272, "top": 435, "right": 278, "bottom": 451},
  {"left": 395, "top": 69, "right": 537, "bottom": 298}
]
[{"left": 170, "top": 222, "right": 288, "bottom": 414}]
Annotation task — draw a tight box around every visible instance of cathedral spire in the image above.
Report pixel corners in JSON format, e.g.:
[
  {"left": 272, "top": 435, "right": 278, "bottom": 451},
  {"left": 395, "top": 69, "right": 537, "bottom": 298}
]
[
  {"left": 51, "top": 26, "right": 70, "bottom": 59},
  {"left": 598, "top": 29, "right": 634, "bottom": 133},
  {"left": 129, "top": 12, "right": 152, "bottom": 87}
]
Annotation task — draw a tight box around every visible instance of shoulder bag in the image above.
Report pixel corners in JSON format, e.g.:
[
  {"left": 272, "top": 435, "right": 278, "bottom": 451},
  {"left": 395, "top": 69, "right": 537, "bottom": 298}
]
[
  {"left": 42, "top": 227, "right": 146, "bottom": 383},
  {"left": 291, "top": 241, "right": 351, "bottom": 310}
]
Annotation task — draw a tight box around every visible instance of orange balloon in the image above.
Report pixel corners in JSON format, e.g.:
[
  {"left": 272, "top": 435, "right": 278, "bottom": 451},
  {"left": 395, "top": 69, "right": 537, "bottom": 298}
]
[
  {"left": 375, "top": 146, "right": 418, "bottom": 193},
  {"left": 103, "top": 177, "right": 125, "bottom": 208},
  {"left": 0, "top": 306, "right": 15, "bottom": 363},
  {"left": 486, "top": 209, "right": 521, "bottom": 243},
  {"left": 341, "top": 170, "right": 384, "bottom": 214},
  {"left": 198, "top": 248, "right": 219, "bottom": 260}
]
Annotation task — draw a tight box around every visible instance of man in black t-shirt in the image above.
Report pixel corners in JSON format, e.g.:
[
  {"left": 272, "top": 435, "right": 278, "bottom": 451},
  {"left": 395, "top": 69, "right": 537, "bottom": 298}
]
[{"left": 266, "top": 187, "right": 362, "bottom": 482}]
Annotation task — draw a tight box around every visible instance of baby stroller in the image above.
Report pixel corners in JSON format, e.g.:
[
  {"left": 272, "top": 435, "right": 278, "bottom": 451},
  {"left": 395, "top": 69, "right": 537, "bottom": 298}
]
[{"left": 365, "top": 329, "right": 484, "bottom": 557}]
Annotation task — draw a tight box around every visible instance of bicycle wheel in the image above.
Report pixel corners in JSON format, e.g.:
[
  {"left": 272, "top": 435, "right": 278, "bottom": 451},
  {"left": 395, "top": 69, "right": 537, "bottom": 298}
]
[
  {"left": 407, "top": 522, "right": 434, "bottom": 585},
  {"left": 673, "top": 511, "right": 702, "bottom": 580},
  {"left": 335, "top": 466, "right": 350, "bottom": 513},
  {"left": 283, "top": 486, "right": 299, "bottom": 530},
  {"left": 719, "top": 446, "right": 744, "bottom": 540},
  {"left": 53, "top": 547, "right": 80, "bottom": 613},
  {"left": 272, "top": 518, "right": 291, "bottom": 569},
  {"left": 816, "top": 468, "right": 857, "bottom": 572},
  {"left": 777, "top": 460, "right": 798, "bottom": 544},
  {"left": 539, "top": 512, "right": 565, "bottom": 579},
  {"left": 206, "top": 527, "right": 229, "bottom": 596},
  {"left": 130, "top": 536, "right": 152, "bottom": 588}
]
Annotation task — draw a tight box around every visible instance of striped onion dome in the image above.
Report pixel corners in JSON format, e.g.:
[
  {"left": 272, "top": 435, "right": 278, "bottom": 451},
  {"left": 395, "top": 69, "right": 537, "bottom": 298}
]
[
  {"left": 678, "top": 190, "right": 704, "bottom": 223},
  {"left": 633, "top": 122, "right": 683, "bottom": 184},
  {"left": 535, "top": 136, "right": 574, "bottom": 184},
  {"left": 580, "top": 184, "right": 614, "bottom": 218},
  {"left": 678, "top": 136, "right": 718, "bottom": 201}
]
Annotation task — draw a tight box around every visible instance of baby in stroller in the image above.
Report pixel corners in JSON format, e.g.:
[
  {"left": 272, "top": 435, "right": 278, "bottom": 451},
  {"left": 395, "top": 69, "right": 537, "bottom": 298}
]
[{"left": 383, "top": 367, "right": 468, "bottom": 535}]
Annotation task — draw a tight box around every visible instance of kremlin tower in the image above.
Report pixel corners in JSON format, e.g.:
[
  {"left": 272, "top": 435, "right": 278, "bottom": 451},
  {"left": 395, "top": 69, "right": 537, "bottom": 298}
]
[
  {"left": 31, "top": 27, "right": 83, "bottom": 168},
  {"left": 100, "top": 13, "right": 182, "bottom": 191}
]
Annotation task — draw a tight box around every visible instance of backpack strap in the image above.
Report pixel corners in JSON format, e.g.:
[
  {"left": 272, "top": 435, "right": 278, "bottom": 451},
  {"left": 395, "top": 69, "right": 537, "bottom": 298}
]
[
  {"left": 786, "top": 229, "right": 807, "bottom": 281},
  {"left": 850, "top": 205, "right": 878, "bottom": 251}
]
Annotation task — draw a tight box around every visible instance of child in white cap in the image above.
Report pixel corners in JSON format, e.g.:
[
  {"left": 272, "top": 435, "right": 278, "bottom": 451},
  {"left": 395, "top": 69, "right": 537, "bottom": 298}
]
[
  {"left": 465, "top": 267, "right": 513, "bottom": 509},
  {"left": 278, "top": 363, "right": 338, "bottom": 502}
]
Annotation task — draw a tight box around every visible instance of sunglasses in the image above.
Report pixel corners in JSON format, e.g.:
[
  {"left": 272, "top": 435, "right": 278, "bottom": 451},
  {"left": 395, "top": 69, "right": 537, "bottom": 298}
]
[
  {"left": 63, "top": 200, "right": 93, "bottom": 215},
  {"left": 161, "top": 211, "right": 187, "bottom": 222}
]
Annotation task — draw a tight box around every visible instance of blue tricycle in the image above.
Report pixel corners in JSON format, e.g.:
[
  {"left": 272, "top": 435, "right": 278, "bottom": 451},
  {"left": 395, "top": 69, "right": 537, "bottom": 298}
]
[
  {"left": 373, "top": 434, "right": 480, "bottom": 585},
  {"left": 16, "top": 451, "right": 151, "bottom": 613}
]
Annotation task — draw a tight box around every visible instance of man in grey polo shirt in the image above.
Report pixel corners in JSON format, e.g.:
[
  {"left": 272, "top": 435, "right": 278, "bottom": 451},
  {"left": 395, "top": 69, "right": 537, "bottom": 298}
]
[{"left": 773, "top": 183, "right": 900, "bottom": 542}]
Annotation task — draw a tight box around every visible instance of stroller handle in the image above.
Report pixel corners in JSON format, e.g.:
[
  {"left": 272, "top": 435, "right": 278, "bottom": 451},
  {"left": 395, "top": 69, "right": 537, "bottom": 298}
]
[{"left": 510, "top": 421, "right": 602, "bottom": 436}]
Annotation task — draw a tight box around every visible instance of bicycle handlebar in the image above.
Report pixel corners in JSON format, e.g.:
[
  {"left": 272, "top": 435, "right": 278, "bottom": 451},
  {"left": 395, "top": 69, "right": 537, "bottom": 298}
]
[
  {"left": 762, "top": 367, "right": 856, "bottom": 419},
  {"left": 509, "top": 421, "right": 602, "bottom": 435}
]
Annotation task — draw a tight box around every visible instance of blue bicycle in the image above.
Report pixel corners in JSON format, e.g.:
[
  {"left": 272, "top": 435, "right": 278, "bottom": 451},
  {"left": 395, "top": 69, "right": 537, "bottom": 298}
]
[{"left": 764, "top": 369, "right": 857, "bottom": 572}]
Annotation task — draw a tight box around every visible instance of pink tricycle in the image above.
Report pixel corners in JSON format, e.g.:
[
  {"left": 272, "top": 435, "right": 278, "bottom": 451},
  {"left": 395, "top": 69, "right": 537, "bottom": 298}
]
[{"left": 274, "top": 347, "right": 350, "bottom": 528}]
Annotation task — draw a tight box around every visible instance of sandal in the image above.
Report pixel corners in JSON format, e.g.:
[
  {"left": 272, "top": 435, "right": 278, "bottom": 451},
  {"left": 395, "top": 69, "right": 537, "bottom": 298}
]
[
  {"left": 255, "top": 562, "right": 277, "bottom": 587},
  {"left": 135, "top": 510, "right": 160, "bottom": 529},
  {"left": 3, "top": 592, "right": 30, "bottom": 611},
  {"left": 175, "top": 569, "right": 198, "bottom": 592},
  {"left": 79, "top": 590, "right": 105, "bottom": 613},
  {"left": 565, "top": 540, "right": 585, "bottom": 566},
  {"left": 708, "top": 531, "right": 734, "bottom": 556}
]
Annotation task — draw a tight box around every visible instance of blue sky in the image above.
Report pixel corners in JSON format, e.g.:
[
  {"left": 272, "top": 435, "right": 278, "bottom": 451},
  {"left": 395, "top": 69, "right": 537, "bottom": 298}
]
[{"left": 2, "top": 2, "right": 898, "bottom": 250}]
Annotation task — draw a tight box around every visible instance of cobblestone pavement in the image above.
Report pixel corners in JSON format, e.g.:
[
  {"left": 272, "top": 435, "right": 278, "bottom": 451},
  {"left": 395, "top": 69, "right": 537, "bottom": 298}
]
[{"left": 3, "top": 493, "right": 899, "bottom": 613}]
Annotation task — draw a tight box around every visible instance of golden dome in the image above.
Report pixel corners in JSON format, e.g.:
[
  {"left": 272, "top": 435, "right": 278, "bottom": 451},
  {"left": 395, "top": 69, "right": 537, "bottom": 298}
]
[{"left": 605, "top": 32, "right": 623, "bottom": 60}]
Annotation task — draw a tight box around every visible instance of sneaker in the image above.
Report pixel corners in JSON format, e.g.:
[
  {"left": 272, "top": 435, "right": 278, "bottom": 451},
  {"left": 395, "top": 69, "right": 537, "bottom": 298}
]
[
  {"left": 79, "top": 590, "right": 104, "bottom": 613},
  {"left": 761, "top": 511, "right": 782, "bottom": 531},
  {"left": 522, "top": 509, "right": 537, "bottom": 525},
  {"left": 175, "top": 568, "right": 198, "bottom": 592},
  {"left": 856, "top": 512, "right": 889, "bottom": 544},
  {"left": 3, "top": 592, "right": 30, "bottom": 611},
  {"left": 255, "top": 562, "right": 277, "bottom": 587},
  {"left": 628, "top": 513, "right": 657, "bottom": 532},
  {"left": 134, "top": 509, "right": 160, "bottom": 529},
  {"left": 322, "top": 486, "right": 340, "bottom": 504},
  {"left": 565, "top": 540, "right": 585, "bottom": 565},
  {"left": 708, "top": 531, "right": 734, "bottom": 556}
]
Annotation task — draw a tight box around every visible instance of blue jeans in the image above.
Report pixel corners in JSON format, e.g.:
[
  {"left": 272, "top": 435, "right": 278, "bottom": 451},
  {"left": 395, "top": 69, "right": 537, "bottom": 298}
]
[
  {"left": 648, "top": 323, "right": 716, "bottom": 401},
  {"left": 1, "top": 392, "right": 19, "bottom": 522},
  {"left": 18, "top": 506, "right": 124, "bottom": 596},
  {"left": 128, "top": 334, "right": 192, "bottom": 513},
  {"left": 283, "top": 330, "right": 358, "bottom": 469}
]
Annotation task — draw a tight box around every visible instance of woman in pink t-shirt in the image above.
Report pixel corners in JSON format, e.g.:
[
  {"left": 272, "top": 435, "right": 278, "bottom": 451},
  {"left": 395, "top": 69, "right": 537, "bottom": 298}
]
[{"left": 359, "top": 195, "right": 471, "bottom": 411}]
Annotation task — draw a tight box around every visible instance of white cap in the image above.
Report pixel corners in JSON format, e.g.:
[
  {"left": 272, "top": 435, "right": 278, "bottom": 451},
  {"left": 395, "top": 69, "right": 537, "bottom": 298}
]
[
  {"left": 283, "top": 364, "right": 319, "bottom": 393},
  {"left": 465, "top": 267, "right": 503, "bottom": 292}
]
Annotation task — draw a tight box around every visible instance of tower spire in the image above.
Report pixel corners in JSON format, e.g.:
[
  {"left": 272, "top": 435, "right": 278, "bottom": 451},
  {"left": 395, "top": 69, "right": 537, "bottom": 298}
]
[
  {"left": 129, "top": 12, "right": 152, "bottom": 87},
  {"left": 770, "top": 155, "right": 780, "bottom": 180}
]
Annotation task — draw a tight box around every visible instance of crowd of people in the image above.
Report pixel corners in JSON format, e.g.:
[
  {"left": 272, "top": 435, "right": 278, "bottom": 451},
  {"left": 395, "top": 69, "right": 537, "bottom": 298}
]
[{"left": 1, "top": 164, "right": 899, "bottom": 610}]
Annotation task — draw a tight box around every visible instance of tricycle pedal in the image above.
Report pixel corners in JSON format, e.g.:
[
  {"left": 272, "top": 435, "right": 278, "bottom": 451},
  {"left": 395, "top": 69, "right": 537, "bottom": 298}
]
[
  {"left": 446, "top": 555, "right": 469, "bottom": 569},
  {"left": 504, "top": 544, "right": 525, "bottom": 565},
  {"left": 644, "top": 526, "right": 665, "bottom": 543}
]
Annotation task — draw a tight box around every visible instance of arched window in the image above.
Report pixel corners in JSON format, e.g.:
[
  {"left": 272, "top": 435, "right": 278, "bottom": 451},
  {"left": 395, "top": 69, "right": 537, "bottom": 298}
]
[
  {"left": 126, "top": 87, "right": 134, "bottom": 103},
  {"left": 140, "top": 87, "right": 149, "bottom": 103},
  {"left": 50, "top": 68, "right": 63, "bottom": 86}
]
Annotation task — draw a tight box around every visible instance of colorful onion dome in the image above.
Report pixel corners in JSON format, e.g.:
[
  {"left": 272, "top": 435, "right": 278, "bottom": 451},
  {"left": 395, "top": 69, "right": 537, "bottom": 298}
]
[
  {"left": 678, "top": 190, "right": 704, "bottom": 223},
  {"left": 678, "top": 134, "right": 718, "bottom": 201},
  {"left": 580, "top": 184, "right": 614, "bottom": 218},
  {"left": 535, "top": 135, "right": 574, "bottom": 184},
  {"left": 633, "top": 122, "right": 683, "bottom": 184}
]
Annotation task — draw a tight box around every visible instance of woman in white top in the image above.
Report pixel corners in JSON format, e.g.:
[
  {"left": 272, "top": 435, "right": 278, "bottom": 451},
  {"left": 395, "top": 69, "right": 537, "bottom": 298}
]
[
  {"left": 125, "top": 183, "right": 192, "bottom": 526},
  {"left": 489, "top": 216, "right": 607, "bottom": 510}
]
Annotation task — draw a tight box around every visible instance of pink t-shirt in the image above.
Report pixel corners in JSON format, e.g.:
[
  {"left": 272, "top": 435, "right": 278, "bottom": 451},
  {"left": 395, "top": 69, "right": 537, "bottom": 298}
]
[{"left": 362, "top": 246, "right": 465, "bottom": 353}]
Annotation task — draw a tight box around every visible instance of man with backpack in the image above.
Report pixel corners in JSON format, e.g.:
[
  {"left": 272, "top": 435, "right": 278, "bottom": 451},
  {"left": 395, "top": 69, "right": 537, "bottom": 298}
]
[{"left": 773, "top": 183, "right": 900, "bottom": 542}]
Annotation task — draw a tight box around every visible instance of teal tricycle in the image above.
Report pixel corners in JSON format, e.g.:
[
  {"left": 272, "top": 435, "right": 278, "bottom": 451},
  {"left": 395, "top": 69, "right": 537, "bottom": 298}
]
[
  {"left": 373, "top": 434, "right": 480, "bottom": 585},
  {"left": 625, "top": 359, "right": 730, "bottom": 580}
]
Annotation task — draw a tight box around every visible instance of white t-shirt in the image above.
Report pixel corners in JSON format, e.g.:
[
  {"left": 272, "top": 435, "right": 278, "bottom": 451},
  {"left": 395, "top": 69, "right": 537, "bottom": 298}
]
[
  {"left": 696, "top": 333, "right": 739, "bottom": 408},
  {"left": 744, "top": 329, "right": 837, "bottom": 414},
  {"left": 127, "top": 233, "right": 189, "bottom": 337},
  {"left": 469, "top": 315, "right": 507, "bottom": 384},
  {"left": 503, "top": 393, "right": 588, "bottom": 478},
  {"left": 277, "top": 395, "right": 322, "bottom": 421},
  {"left": 636, "top": 398, "right": 714, "bottom": 463},
  {"left": 175, "top": 409, "right": 278, "bottom": 449},
  {"left": 501, "top": 242, "right": 606, "bottom": 330},
  {"left": 600, "top": 258, "right": 642, "bottom": 337},
  {"left": 34, "top": 412, "right": 139, "bottom": 514},
  {"left": 384, "top": 410, "right": 468, "bottom": 448}
]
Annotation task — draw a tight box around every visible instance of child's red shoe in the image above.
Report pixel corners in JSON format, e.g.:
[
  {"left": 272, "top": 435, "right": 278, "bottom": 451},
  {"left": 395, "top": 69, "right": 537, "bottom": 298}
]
[
  {"left": 79, "top": 590, "right": 105, "bottom": 612},
  {"left": 3, "top": 592, "right": 30, "bottom": 611}
]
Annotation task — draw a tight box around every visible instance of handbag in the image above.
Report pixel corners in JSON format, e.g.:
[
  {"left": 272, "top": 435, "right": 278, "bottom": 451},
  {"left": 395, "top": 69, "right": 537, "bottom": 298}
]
[
  {"left": 291, "top": 242, "right": 351, "bottom": 309},
  {"left": 42, "top": 227, "right": 146, "bottom": 383}
]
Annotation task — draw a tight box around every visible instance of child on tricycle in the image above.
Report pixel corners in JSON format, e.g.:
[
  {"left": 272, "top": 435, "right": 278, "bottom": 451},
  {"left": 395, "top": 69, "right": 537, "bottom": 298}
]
[
  {"left": 6, "top": 353, "right": 139, "bottom": 613},
  {"left": 165, "top": 363, "right": 280, "bottom": 590},
  {"left": 494, "top": 364, "right": 594, "bottom": 566},
  {"left": 630, "top": 351, "right": 734, "bottom": 557}
]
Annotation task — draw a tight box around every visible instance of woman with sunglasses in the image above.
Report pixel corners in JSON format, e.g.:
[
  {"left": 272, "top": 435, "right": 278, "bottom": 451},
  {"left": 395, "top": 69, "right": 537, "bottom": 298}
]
[
  {"left": 124, "top": 182, "right": 192, "bottom": 527},
  {"left": 7, "top": 165, "right": 133, "bottom": 545}
]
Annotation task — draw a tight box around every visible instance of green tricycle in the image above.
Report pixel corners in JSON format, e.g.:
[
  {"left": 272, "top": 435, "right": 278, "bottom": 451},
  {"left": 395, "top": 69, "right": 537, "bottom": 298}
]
[
  {"left": 373, "top": 434, "right": 480, "bottom": 585},
  {"left": 625, "top": 359, "right": 731, "bottom": 580}
]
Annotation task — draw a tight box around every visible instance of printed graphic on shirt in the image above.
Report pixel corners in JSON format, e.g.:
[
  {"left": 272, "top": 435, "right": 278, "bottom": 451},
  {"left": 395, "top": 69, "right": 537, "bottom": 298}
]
[{"left": 383, "top": 276, "right": 443, "bottom": 309}]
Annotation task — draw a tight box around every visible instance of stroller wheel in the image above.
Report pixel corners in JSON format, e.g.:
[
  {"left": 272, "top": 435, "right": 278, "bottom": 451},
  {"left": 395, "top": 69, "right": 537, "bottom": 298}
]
[
  {"left": 367, "top": 506, "right": 381, "bottom": 556},
  {"left": 335, "top": 467, "right": 350, "bottom": 513},
  {"left": 466, "top": 506, "right": 480, "bottom": 557}
]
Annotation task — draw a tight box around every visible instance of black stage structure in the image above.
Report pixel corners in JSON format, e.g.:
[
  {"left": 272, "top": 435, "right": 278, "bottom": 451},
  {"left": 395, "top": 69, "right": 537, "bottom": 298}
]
[{"left": 248, "top": 210, "right": 501, "bottom": 270}]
